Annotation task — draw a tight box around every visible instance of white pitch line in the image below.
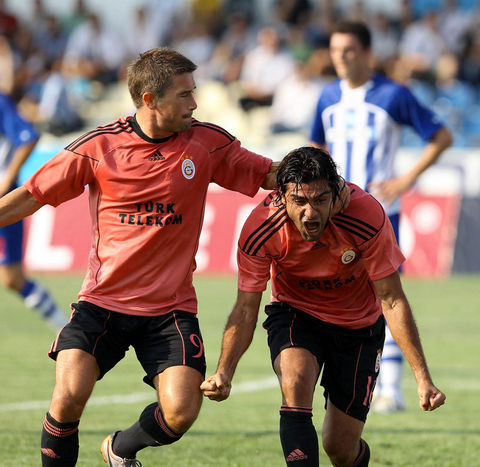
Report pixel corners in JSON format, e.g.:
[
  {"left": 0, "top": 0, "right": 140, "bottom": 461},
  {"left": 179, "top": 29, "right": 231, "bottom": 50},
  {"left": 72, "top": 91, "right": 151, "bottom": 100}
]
[
  {"left": 2, "top": 377, "right": 479, "bottom": 413},
  {"left": 0, "top": 376, "right": 278, "bottom": 413}
]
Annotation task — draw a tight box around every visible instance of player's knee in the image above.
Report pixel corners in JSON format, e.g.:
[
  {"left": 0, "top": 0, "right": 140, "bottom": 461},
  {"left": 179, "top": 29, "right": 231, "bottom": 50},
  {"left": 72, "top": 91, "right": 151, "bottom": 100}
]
[
  {"left": 281, "top": 370, "right": 313, "bottom": 400},
  {"left": 162, "top": 404, "right": 199, "bottom": 434},
  {"left": 50, "top": 391, "right": 89, "bottom": 421},
  {"left": 322, "top": 434, "right": 356, "bottom": 466}
]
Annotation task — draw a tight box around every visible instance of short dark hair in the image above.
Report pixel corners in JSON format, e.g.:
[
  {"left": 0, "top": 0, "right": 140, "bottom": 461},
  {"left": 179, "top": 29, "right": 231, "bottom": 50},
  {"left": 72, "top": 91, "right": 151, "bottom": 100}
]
[
  {"left": 332, "top": 21, "right": 371, "bottom": 49},
  {"left": 127, "top": 48, "right": 197, "bottom": 108},
  {"left": 276, "top": 146, "right": 343, "bottom": 205}
]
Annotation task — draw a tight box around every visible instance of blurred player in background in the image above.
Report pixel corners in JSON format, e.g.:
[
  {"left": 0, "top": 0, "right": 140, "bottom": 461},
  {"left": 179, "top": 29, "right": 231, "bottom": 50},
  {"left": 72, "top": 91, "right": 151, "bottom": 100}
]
[
  {"left": 202, "top": 146, "right": 446, "bottom": 466},
  {"left": 309, "top": 21, "right": 452, "bottom": 413},
  {"left": 0, "top": 92, "right": 67, "bottom": 331}
]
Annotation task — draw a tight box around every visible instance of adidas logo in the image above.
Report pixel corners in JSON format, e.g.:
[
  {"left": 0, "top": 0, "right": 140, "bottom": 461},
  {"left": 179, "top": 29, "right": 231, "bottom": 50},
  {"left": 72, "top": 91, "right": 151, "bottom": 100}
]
[
  {"left": 286, "top": 449, "right": 308, "bottom": 462},
  {"left": 149, "top": 150, "right": 165, "bottom": 161}
]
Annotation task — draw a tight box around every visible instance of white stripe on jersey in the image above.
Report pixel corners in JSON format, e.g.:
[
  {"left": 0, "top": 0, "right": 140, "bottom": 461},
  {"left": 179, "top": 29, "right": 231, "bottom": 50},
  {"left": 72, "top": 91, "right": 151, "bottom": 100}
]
[{"left": 323, "top": 80, "right": 402, "bottom": 215}]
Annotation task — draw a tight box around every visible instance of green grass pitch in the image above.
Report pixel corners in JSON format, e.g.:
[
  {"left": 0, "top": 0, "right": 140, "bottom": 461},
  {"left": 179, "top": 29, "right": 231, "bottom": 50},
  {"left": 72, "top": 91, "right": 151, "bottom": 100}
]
[{"left": 1, "top": 273, "right": 479, "bottom": 466}]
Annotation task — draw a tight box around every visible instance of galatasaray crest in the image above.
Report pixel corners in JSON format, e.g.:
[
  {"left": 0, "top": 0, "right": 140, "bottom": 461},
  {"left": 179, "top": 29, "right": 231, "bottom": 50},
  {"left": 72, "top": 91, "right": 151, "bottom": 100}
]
[
  {"left": 181, "top": 155, "right": 195, "bottom": 179},
  {"left": 340, "top": 247, "right": 356, "bottom": 264}
]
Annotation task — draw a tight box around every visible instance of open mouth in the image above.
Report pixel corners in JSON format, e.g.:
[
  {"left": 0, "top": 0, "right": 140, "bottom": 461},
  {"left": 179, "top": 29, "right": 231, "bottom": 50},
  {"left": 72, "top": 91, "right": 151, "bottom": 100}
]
[{"left": 304, "top": 220, "right": 321, "bottom": 234}]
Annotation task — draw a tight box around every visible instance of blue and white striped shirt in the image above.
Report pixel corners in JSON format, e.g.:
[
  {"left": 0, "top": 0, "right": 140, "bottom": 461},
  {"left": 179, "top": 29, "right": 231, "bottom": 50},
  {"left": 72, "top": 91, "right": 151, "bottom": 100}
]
[{"left": 310, "top": 74, "right": 443, "bottom": 215}]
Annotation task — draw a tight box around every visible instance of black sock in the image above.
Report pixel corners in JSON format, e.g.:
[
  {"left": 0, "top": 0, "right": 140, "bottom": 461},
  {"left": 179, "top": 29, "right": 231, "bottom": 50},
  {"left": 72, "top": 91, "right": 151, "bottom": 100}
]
[
  {"left": 280, "top": 406, "right": 318, "bottom": 466},
  {"left": 41, "top": 412, "right": 79, "bottom": 466},
  {"left": 352, "top": 439, "right": 370, "bottom": 467},
  {"left": 114, "top": 402, "right": 183, "bottom": 458}
]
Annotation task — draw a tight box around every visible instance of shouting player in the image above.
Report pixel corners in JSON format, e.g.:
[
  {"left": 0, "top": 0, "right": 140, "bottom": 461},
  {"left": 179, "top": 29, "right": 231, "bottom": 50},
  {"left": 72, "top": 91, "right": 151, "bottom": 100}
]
[{"left": 201, "top": 146, "right": 445, "bottom": 466}]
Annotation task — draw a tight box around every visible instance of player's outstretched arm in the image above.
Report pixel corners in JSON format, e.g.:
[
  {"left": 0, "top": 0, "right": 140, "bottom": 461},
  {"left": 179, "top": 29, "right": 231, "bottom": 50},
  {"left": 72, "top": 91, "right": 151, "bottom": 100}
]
[
  {"left": 201, "top": 290, "right": 263, "bottom": 402},
  {"left": 0, "top": 186, "right": 44, "bottom": 228},
  {"left": 374, "top": 271, "right": 446, "bottom": 412}
]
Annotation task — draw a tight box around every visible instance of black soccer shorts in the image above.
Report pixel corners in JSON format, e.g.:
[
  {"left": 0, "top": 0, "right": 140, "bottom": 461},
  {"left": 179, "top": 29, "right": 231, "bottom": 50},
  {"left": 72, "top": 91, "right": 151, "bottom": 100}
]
[
  {"left": 262, "top": 302, "right": 385, "bottom": 422},
  {"left": 49, "top": 301, "right": 206, "bottom": 387}
]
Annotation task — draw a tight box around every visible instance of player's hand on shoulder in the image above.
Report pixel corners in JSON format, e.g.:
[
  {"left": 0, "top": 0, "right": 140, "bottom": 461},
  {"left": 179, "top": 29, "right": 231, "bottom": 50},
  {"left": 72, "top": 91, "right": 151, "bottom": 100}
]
[
  {"left": 200, "top": 374, "right": 232, "bottom": 402},
  {"left": 331, "top": 180, "right": 350, "bottom": 215}
]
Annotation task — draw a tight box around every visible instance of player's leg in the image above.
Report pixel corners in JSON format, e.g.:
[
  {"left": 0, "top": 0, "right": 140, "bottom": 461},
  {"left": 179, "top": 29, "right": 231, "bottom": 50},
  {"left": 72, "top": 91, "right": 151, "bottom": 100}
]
[
  {"left": 274, "top": 347, "right": 320, "bottom": 466},
  {"left": 263, "top": 303, "right": 323, "bottom": 466},
  {"left": 322, "top": 400, "right": 369, "bottom": 467},
  {"left": 0, "top": 221, "right": 67, "bottom": 330},
  {"left": 106, "top": 310, "right": 206, "bottom": 462},
  {"left": 373, "top": 213, "right": 405, "bottom": 413},
  {"left": 320, "top": 315, "right": 384, "bottom": 466},
  {"left": 41, "top": 348, "right": 99, "bottom": 466},
  {"left": 44, "top": 301, "right": 130, "bottom": 466}
]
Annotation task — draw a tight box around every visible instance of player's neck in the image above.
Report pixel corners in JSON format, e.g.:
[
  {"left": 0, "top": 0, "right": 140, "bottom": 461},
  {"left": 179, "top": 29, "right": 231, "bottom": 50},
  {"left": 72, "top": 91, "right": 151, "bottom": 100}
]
[
  {"left": 135, "top": 109, "right": 175, "bottom": 140},
  {"left": 345, "top": 70, "right": 372, "bottom": 89}
]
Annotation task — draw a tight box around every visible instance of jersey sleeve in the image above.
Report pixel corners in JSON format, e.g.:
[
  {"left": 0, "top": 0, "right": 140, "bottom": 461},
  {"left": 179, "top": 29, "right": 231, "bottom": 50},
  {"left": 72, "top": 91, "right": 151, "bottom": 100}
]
[
  {"left": 359, "top": 215, "right": 405, "bottom": 281},
  {"left": 236, "top": 206, "right": 273, "bottom": 292},
  {"left": 392, "top": 85, "right": 444, "bottom": 141},
  {"left": 23, "top": 149, "right": 97, "bottom": 206},
  {"left": 211, "top": 138, "right": 272, "bottom": 197}
]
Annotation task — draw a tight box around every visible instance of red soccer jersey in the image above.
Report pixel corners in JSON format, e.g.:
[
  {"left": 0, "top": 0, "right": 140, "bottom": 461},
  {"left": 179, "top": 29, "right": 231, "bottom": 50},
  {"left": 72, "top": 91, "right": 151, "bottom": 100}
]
[
  {"left": 24, "top": 117, "right": 271, "bottom": 316},
  {"left": 237, "top": 184, "right": 405, "bottom": 329}
]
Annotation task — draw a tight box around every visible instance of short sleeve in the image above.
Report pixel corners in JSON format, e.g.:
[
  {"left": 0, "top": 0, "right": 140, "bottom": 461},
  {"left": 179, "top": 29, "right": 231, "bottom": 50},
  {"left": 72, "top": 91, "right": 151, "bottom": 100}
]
[
  {"left": 359, "top": 216, "right": 405, "bottom": 281},
  {"left": 24, "top": 149, "right": 96, "bottom": 206},
  {"left": 211, "top": 139, "right": 272, "bottom": 197},
  {"left": 392, "top": 86, "right": 444, "bottom": 141},
  {"left": 237, "top": 246, "right": 272, "bottom": 293}
]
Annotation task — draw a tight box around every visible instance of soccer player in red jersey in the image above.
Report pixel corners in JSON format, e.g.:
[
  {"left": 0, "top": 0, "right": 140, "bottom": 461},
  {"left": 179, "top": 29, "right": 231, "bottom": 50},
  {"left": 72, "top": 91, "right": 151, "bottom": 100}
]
[
  {"left": 0, "top": 48, "right": 280, "bottom": 467},
  {"left": 201, "top": 146, "right": 446, "bottom": 466}
]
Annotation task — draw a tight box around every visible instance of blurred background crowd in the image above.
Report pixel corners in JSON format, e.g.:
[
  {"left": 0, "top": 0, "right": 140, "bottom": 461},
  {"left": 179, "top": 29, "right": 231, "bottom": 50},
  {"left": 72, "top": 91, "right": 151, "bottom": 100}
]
[{"left": 1, "top": 0, "right": 480, "bottom": 147}]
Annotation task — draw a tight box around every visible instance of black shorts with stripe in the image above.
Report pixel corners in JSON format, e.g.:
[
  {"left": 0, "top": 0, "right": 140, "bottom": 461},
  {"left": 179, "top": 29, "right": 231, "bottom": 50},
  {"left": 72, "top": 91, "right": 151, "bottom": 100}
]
[
  {"left": 262, "top": 302, "right": 385, "bottom": 422},
  {"left": 49, "top": 301, "right": 206, "bottom": 387}
]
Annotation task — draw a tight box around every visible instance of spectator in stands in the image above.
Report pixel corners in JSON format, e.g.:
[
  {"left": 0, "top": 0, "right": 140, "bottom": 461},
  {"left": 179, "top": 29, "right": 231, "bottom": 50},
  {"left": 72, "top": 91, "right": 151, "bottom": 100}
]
[
  {"left": 458, "top": 30, "right": 480, "bottom": 86},
  {"left": 173, "top": 20, "right": 217, "bottom": 81},
  {"left": 0, "top": 0, "right": 18, "bottom": 39},
  {"left": 274, "top": 0, "right": 313, "bottom": 27},
  {"left": 270, "top": 49, "right": 330, "bottom": 134},
  {"left": 238, "top": 25, "right": 296, "bottom": 111},
  {"left": 370, "top": 12, "right": 399, "bottom": 69},
  {"left": 146, "top": 0, "right": 190, "bottom": 46},
  {"left": 399, "top": 10, "right": 447, "bottom": 81},
  {"left": 19, "top": 58, "right": 84, "bottom": 136},
  {"left": 62, "top": 12, "right": 125, "bottom": 87},
  {"left": 35, "top": 15, "right": 69, "bottom": 64},
  {"left": 0, "top": 34, "right": 14, "bottom": 94},
  {"left": 438, "top": 0, "right": 473, "bottom": 56},
  {"left": 125, "top": 6, "right": 159, "bottom": 60},
  {"left": 207, "top": 11, "right": 256, "bottom": 84},
  {"left": 61, "top": 0, "right": 89, "bottom": 34}
]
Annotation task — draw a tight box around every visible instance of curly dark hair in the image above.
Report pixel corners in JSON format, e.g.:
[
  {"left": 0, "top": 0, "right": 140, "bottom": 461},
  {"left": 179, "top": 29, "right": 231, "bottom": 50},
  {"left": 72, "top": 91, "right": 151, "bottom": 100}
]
[{"left": 275, "top": 146, "right": 344, "bottom": 206}]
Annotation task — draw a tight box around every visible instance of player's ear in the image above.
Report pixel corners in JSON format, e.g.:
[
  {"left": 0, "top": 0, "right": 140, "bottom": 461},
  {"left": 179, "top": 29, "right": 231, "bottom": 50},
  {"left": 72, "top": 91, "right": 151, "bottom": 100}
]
[{"left": 142, "top": 92, "right": 156, "bottom": 109}]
